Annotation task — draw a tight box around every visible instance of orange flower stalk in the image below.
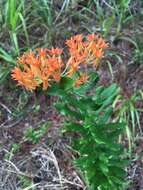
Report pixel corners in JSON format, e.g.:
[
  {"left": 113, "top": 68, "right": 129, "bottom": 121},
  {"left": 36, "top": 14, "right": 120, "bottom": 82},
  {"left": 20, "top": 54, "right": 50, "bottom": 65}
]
[{"left": 12, "top": 34, "right": 108, "bottom": 91}]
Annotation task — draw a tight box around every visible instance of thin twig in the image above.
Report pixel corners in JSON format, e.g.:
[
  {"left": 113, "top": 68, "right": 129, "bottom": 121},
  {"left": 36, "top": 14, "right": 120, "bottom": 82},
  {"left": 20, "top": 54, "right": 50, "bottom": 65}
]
[
  {"left": 0, "top": 118, "right": 22, "bottom": 129},
  {"left": 4, "top": 159, "right": 33, "bottom": 178},
  {"left": 0, "top": 102, "right": 12, "bottom": 114},
  {"left": 102, "top": 0, "right": 115, "bottom": 10},
  {"left": 49, "top": 149, "right": 63, "bottom": 190}
]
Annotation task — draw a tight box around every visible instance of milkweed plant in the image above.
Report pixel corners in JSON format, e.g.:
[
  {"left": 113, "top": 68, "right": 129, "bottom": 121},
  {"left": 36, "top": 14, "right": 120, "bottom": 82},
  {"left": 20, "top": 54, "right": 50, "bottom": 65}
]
[{"left": 12, "top": 34, "right": 128, "bottom": 190}]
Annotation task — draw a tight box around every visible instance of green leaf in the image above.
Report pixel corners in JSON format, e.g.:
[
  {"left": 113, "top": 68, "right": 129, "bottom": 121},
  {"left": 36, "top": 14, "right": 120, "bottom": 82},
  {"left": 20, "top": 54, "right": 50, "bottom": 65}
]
[
  {"left": 100, "top": 162, "right": 109, "bottom": 174},
  {"left": 60, "top": 76, "right": 74, "bottom": 90},
  {"left": 55, "top": 102, "right": 83, "bottom": 119},
  {"left": 65, "top": 123, "right": 86, "bottom": 133},
  {"left": 47, "top": 83, "right": 62, "bottom": 96},
  {"left": 0, "top": 48, "right": 15, "bottom": 64},
  {"left": 93, "top": 84, "right": 119, "bottom": 105},
  {"left": 98, "top": 107, "right": 113, "bottom": 123},
  {"left": 0, "top": 67, "right": 10, "bottom": 84}
]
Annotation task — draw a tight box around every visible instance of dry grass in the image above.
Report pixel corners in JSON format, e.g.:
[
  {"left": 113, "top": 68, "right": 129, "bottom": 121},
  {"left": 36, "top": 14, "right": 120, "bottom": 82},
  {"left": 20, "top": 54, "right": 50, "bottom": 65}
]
[{"left": 0, "top": 142, "right": 84, "bottom": 190}]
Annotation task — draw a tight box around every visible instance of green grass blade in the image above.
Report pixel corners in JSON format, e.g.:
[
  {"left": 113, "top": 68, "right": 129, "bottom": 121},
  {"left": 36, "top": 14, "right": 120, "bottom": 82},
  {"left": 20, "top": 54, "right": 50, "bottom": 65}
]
[{"left": 18, "top": 12, "right": 30, "bottom": 48}]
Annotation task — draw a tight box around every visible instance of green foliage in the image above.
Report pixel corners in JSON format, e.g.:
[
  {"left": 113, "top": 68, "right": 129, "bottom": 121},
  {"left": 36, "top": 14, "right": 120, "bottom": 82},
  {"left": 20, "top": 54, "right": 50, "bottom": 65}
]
[
  {"left": 4, "top": 143, "right": 20, "bottom": 160},
  {"left": 11, "top": 90, "right": 31, "bottom": 119},
  {"left": 113, "top": 91, "right": 143, "bottom": 152},
  {"left": 5, "top": 0, "right": 24, "bottom": 55},
  {"left": 0, "top": 0, "right": 29, "bottom": 55},
  {"left": 32, "top": 0, "right": 53, "bottom": 26},
  {"left": 48, "top": 73, "right": 128, "bottom": 190},
  {"left": 25, "top": 123, "right": 50, "bottom": 144},
  {"left": 133, "top": 36, "right": 143, "bottom": 65},
  {"left": 0, "top": 0, "right": 29, "bottom": 85},
  {"left": 0, "top": 48, "right": 16, "bottom": 84},
  {"left": 20, "top": 176, "right": 33, "bottom": 189}
]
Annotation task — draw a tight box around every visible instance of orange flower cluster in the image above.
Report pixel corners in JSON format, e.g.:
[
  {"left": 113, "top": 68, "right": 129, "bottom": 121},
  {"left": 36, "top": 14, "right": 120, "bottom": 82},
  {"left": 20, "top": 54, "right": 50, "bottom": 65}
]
[
  {"left": 12, "top": 34, "right": 108, "bottom": 91},
  {"left": 66, "top": 34, "right": 108, "bottom": 77},
  {"left": 12, "top": 48, "right": 63, "bottom": 91}
]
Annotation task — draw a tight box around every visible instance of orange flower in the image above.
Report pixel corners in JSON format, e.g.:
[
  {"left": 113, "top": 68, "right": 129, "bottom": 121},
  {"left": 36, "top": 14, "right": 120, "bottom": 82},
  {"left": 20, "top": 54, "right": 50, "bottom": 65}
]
[
  {"left": 67, "top": 65, "right": 78, "bottom": 77},
  {"left": 12, "top": 68, "right": 39, "bottom": 91},
  {"left": 37, "top": 48, "right": 47, "bottom": 58},
  {"left": 52, "top": 73, "right": 61, "bottom": 82},
  {"left": 22, "top": 72, "right": 39, "bottom": 91},
  {"left": 48, "top": 47, "right": 63, "bottom": 56},
  {"left": 11, "top": 67, "right": 23, "bottom": 81},
  {"left": 41, "top": 74, "right": 50, "bottom": 90},
  {"left": 87, "top": 33, "right": 96, "bottom": 41},
  {"left": 75, "top": 73, "right": 89, "bottom": 88},
  {"left": 97, "top": 37, "right": 109, "bottom": 49}
]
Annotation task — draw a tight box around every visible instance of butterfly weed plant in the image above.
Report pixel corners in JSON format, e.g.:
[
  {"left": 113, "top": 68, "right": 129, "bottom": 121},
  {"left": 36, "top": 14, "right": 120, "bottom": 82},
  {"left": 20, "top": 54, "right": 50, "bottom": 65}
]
[{"left": 11, "top": 34, "right": 128, "bottom": 190}]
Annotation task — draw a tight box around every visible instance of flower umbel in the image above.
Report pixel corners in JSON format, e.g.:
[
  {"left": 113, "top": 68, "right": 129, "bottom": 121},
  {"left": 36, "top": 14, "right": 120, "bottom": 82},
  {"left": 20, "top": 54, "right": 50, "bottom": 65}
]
[
  {"left": 66, "top": 33, "right": 108, "bottom": 76},
  {"left": 12, "top": 48, "right": 63, "bottom": 91}
]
